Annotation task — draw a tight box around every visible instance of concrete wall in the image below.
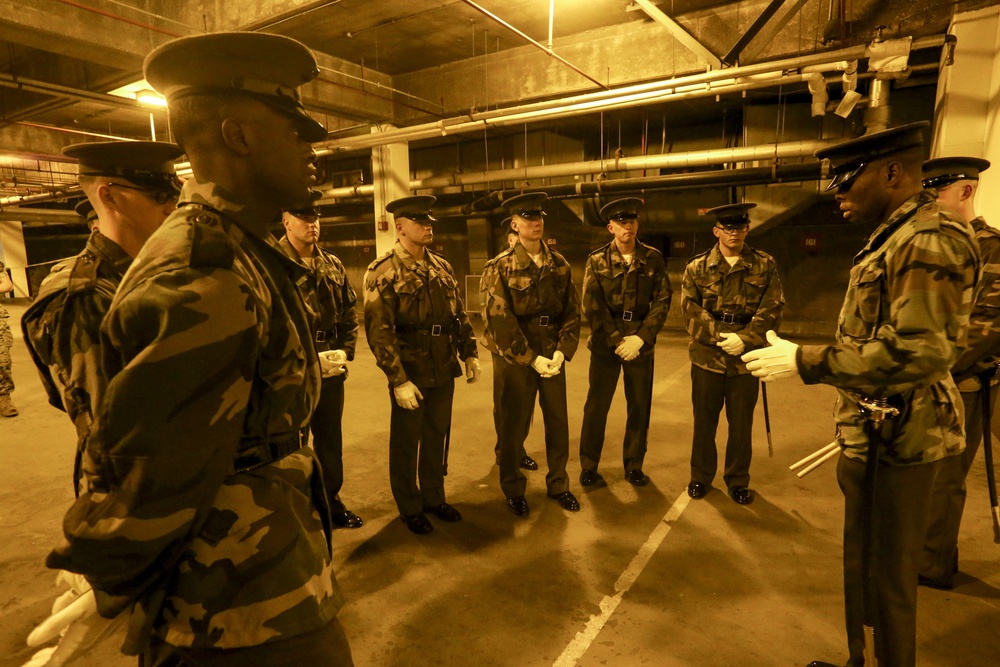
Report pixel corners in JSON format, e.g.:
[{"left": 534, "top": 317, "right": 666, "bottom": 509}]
[{"left": 933, "top": 6, "right": 1000, "bottom": 222}]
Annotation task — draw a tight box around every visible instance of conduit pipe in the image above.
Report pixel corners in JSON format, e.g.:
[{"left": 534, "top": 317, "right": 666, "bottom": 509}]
[
  {"left": 425, "top": 163, "right": 828, "bottom": 217},
  {"left": 316, "top": 34, "right": 952, "bottom": 153},
  {"left": 324, "top": 139, "right": 836, "bottom": 200}
]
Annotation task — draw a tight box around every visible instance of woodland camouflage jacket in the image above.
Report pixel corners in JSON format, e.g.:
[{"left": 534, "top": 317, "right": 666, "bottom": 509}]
[
  {"left": 47, "top": 177, "right": 343, "bottom": 653},
  {"left": 681, "top": 243, "right": 783, "bottom": 375},
  {"left": 798, "top": 192, "right": 980, "bottom": 465},
  {"left": 480, "top": 241, "right": 581, "bottom": 365},
  {"left": 581, "top": 240, "right": 671, "bottom": 357},
  {"left": 363, "top": 240, "right": 477, "bottom": 388}
]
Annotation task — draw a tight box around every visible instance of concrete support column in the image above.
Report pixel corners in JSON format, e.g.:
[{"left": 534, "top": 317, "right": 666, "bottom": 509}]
[
  {"left": 0, "top": 220, "right": 28, "bottom": 296},
  {"left": 932, "top": 7, "right": 1000, "bottom": 218},
  {"left": 371, "top": 128, "right": 411, "bottom": 257}
]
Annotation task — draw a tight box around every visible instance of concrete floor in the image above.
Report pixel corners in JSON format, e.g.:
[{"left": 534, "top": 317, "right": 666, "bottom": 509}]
[{"left": 0, "top": 300, "right": 998, "bottom": 667}]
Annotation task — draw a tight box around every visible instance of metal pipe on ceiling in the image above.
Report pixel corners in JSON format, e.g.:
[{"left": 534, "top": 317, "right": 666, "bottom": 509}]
[
  {"left": 317, "top": 33, "right": 951, "bottom": 154},
  {"left": 450, "top": 162, "right": 827, "bottom": 215},
  {"left": 323, "top": 139, "right": 833, "bottom": 200}
]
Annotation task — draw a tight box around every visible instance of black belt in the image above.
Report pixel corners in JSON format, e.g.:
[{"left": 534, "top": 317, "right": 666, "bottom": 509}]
[
  {"left": 518, "top": 315, "right": 561, "bottom": 326},
  {"left": 710, "top": 311, "right": 752, "bottom": 325},
  {"left": 610, "top": 307, "right": 649, "bottom": 322},
  {"left": 395, "top": 321, "right": 455, "bottom": 336},
  {"left": 315, "top": 325, "right": 338, "bottom": 343},
  {"left": 233, "top": 430, "right": 307, "bottom": 474}
]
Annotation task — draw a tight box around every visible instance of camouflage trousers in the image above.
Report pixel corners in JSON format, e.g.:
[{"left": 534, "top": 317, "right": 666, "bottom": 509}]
[{"left": 0, "top": 317, "right": 14, "bottom": 396}]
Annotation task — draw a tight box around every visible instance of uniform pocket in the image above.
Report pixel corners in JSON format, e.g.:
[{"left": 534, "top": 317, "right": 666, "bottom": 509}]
[
  {"left": 842, "top": 263, "right": 885, "bottom": 341},
  {"left": 506, "top": 276, "right": 536, "bottom": 315}
]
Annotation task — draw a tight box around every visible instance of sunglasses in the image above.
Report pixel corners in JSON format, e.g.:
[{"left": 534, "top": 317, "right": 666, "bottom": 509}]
[{"left": 107, "top": 182, "right": 178, "bottom": 205}]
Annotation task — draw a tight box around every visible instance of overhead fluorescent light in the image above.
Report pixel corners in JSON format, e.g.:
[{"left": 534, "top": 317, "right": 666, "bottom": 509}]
[{"left": 107, "top": 79, "right": 167, "bottom": 108}]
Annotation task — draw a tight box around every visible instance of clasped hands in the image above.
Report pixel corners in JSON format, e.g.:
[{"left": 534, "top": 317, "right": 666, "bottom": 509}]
[
  {"left": 531, "top": 351, "right": 565, "bottom": 378},
  {"left": 318, "top": 349, "right": 348, "bottom": 378},
  {"left": 740, "top": 330, "right": 800, "bottom": 382},
  {"left": 615, "top": 335, "right": 644, "bottom": 362}
]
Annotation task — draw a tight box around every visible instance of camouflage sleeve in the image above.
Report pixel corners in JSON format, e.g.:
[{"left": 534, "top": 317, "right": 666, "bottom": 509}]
[
  {"left": 482, "top": 261, "right": 535, "bottom": 366},
  {"left": 454, "top": 289, "right": 478, "bottom": 362},
  {"left": 582, "top": 255, "right": 622, "bottom": 347},
  {"left": 363, "top": 264, "right": 409, "bottom": 386},
  {"left": 47, "top": 266, "right": 261, "bottom": 616},
  {"left": 557, "top": 264, "right": 581, "bottom": 361},
  {"left": 340, "top": 273, "right": 359, "bottom": 361},
  {"left": 681, "top": 261, "right": 720, "bottom": 346},
  {"left": 741, "top": 262, "right": 784, "bottom": 350},
  {"left": 637, "top": 253, "right": 672, "bottom": 345},
  {"left": 951, "top": 242, "right": 1000, "bottom": 381},
  {"left": 798, "top": 231, "right": 977, "bottom": 396},
  {"left": 26, "top": 289, "right": 111, "bottom": 446}
]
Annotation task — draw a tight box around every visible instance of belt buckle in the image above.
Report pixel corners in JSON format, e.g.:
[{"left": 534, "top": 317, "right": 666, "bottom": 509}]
[
  {"left": 315, "top": 330, "right": 327, "bottom": 343},
  {"left": 431, "top": 324, "right": 442, "bottom": 336},
  {"left": 538, "top": 315, "right": 549, "bottom": 326},
  {"left": 721, "top": 312, "right": 735, "bottom": 324},
  {"left": 622, "top": 310, "right": 633, "bottom": 322}
]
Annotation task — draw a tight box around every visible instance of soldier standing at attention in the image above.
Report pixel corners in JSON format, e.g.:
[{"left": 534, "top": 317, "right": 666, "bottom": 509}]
[
  {"left": 744, "top": 123, "right": 980, "bottom": 667},
  {"left": 481, "top": 192, "right": 582, "bottom": 517},
  {"left": 21, "top": 141, "right": 182, "bottom": 489},
  {"left": 486, "top": 223, "right": 539, "bottom": 471},
  {"left": 0, "top": 260, "right": 15, "bottom": 417},
  {"left": 919, "top": 157, "right": 999, "bottom": 590},
  {"left": 579, "top": 197, "right": 671, "bottom": 488},
  {"left": 363, "top": 195, "right": 480, "bottom": 536},
  {"left": 279, "top": 205, "right": 364, "bottom": 530},
  {"left": 681, "top": 203, "right": 784, "bottom": 505},
  {"left": 23, "top": 33, "right": 355, "bottom": 665}
]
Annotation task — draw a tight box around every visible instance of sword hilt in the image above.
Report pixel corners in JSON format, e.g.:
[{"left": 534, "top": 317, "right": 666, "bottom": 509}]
[{"left": 857, "top": 396, "right": 899, "bottom": 427}]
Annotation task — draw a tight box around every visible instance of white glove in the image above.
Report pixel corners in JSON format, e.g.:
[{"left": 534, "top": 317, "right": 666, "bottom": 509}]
[
  {"left": 318, "top": 349, "right": 348, "bottom": 378},
  {"left": 531, "top": 355, "right": 559, "bottom": 378},
  {"left": 393, "top": 381, "right": 423, "bottom": 410},
  {"left": 23, "top": 574, "right": 118, "bottom": 667},
  {"left": 615, "top": 335, "right": 644, "bottom": 362},
  {"left": 741, "top": 330, "right": 801, "bottom": 382},
  {"left": 717, "top": 332, "right": 746, "bottom": 356},
  {"left": 549, "top": 350, "right": 565, "bottom": 373},
  {"left": 465, "top": 358, "right": 481, "bottom": 384}
]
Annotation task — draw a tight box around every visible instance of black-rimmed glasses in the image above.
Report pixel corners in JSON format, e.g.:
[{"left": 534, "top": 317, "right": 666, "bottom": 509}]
[{"left": 107, "top": 182, "right": 178, "bottom": 205}]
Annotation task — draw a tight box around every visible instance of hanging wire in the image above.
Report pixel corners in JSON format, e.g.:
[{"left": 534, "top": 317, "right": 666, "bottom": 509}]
[{"left": 523, "top": 123, "right": 529, "bottom": 184}]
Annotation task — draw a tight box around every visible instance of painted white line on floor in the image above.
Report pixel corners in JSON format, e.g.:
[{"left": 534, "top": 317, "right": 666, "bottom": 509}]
[{"left": 553, "top": 491, "right": 692, "bottom": 667}]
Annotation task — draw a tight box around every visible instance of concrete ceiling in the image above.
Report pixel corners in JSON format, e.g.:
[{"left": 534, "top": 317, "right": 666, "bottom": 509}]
[{"left": 0, "top": 0, "right": 995, "bottom": 204}]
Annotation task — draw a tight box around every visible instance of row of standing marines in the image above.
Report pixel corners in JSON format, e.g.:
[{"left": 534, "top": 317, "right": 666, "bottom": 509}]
[{"left": 9, "top": 30, "right": 998, "bottom": 667}]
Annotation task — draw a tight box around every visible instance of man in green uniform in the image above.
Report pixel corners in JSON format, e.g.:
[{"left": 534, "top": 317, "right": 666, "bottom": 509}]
[
  {"left": 21, "top": 140, "right": 183, "bottom": 492},
  {"left": 0, "top": 260, "right": 15, "bottom": 417},
  {"left": 919, "top": 156, "right": 999, "bottom": 590},
  {"left": 481, "top": 192, "right": 582, "bottom": 517},
  {"left": 485, "top": 223, "right": 538, "bottom": 471},
  {"left": 681, "top": 202, "right": 784, "bottom": 505},
  {"left": 363, "top": 195, "right": 480, "bottom": 535},
  {"left": 24, "top": 32, "right": 354, "bottom": 666},
  {"left": 744, "top": 123, "right": 979, "bottom": 667},
  {"left": 579, "top": 197, "right": 671, "bottom": 488},
  {"left": 279, "top": 205, "right": 364, "bottom": 530}
]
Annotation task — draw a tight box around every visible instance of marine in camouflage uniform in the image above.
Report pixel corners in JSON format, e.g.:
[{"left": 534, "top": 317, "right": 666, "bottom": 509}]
[
  {"left": 363, "top": 195, "right": 479, "bottom": 536},
  {"left": 21, "top": 140, "right": 182, "bottom": 490},
  {"left": 681, "top": 202, "right": 784, "bottom": 505},
  {"left": 0, "top": 260, "right": 15, "bottom": 417},
  {"left": 34, "top": 33, "right": 353, "bottom": 665},
  {"left": 579, "top": 198, "right": 671, "bottom": 488},
  {"left": 481, "top": 192, "right": 582, "bottom": 517},
  {"left": 483, "top": 224, "right": 538, "bottom": 471},
  {"left": 279, "top": 205, "right": 363, "bottom": 530},
  {"left": 747, "top": 124, "right": 980, "bottom": 667},
  {"left": 919, "top": 157, "right": 1000, "bottom": 589}
]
